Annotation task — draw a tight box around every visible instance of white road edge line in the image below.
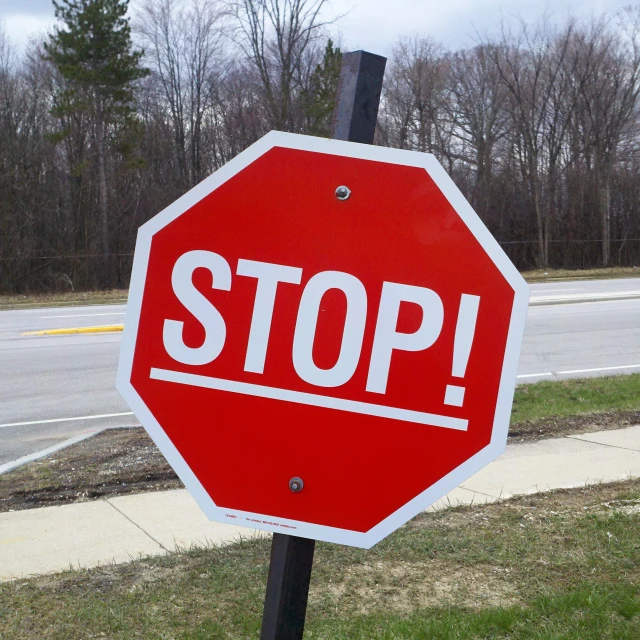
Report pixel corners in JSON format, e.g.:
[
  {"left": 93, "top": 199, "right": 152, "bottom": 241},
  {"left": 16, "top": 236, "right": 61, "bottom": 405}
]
[
  {"left": 530, "top": 288, "right": 583, "bottom": 293},
  {"left": 517, "top": 372, "right": 554, "bottom": 379},
  {"left": 559, "top": 364, "right": 640, "bottom": 375},
  {"left": 0, "top": 412, "right": 134, "bottom": 429},
  {"left": 517, "top": 364, "right": 640, "bottom": 379},
  {"left": 531, "top": 292, "right": 640, "bottom": 301}
]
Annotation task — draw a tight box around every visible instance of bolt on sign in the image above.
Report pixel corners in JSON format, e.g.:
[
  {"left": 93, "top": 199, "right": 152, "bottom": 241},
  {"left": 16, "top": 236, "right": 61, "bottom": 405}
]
[{"left": 117, "top": 131, "right": 529, "bottom": 549}]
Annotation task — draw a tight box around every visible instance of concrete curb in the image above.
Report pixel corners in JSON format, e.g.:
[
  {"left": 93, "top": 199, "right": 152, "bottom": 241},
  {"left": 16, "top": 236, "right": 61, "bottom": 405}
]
[
  {"left": 22, "top": 324, "right": 124, "bottom": 336},
  {"left": 529, "top": 292, "right": 640, "bottom": 306}
]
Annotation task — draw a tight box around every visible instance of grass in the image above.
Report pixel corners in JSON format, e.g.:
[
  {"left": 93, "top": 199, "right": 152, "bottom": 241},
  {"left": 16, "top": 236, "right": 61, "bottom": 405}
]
[
  {"left": 315, "top": 584, "right": 640, "bottom": 639},
  {"left": 511, "top": 374, "right": 640, "bottom": 423},
  {"left": 1, "top": 480, "right": 639, "bottom": 638},
  {"left": 0, "top": 289, "right": 127, "bottom": 310}
]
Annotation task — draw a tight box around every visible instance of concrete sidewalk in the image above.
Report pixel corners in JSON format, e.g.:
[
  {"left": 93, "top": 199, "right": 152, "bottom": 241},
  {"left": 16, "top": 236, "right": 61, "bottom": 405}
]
[{"left": 2, "top": 425, "right": 640, "bottom": 582}]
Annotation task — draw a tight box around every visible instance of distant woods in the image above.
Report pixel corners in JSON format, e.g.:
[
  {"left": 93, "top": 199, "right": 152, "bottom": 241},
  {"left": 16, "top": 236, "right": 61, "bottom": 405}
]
[{"left": 1, "top": 0, "right": 640, "bottom": 292}]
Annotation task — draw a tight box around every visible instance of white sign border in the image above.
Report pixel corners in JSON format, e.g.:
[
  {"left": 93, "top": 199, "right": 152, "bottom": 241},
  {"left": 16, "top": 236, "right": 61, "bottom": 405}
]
[{"left": 116, "top": 130, "right": 530, "bottom": 549}]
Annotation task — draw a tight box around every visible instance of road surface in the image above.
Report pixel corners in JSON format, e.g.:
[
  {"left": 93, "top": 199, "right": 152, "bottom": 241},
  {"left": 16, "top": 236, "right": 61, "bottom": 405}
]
[{"left": 1, "top": 277, "right": 639, "bottom": 465}]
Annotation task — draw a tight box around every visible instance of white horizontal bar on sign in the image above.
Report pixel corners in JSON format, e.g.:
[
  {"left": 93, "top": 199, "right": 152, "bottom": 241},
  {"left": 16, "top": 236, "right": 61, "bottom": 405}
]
[{"left": 149, "top": 368, "right": 469, "bottom": 431}]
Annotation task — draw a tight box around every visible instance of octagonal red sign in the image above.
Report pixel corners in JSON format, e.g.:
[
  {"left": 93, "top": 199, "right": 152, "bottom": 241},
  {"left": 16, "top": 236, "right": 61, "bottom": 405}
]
[{"left": 117, "top": 132, "right": 529, "bottom": 548}]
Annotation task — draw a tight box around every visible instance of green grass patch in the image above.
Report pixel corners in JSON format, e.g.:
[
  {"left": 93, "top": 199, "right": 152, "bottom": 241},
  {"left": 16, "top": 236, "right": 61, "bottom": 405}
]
[
  {"left": 1, "top": 480, "right": 639, "bottom": 639},
  {"left": 511, "top": 374, "right": 640, "bottom": 423},
  {"left": 314, "top": 583, "right": 640, "bottom": 639}
]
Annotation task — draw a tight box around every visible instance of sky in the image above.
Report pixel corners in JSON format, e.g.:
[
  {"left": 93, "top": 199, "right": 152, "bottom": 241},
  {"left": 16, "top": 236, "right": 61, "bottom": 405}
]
[{"left": 0, "top": 0, "right": 636, "bottom": 56}]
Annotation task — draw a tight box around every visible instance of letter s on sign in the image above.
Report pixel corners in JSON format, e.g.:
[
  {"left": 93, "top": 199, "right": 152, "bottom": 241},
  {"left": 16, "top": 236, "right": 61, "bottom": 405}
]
[{"left": 163, "top": 250, "right": 231, "bottom": 365}]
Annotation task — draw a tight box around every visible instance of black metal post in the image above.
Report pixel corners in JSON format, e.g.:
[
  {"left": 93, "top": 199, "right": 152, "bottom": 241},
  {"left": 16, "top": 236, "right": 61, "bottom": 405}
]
[
  {"left": 331, "top": 50, "right": 387, "bottom": 145},
  {"left": 260, "top": 534, "right": 316, "bottom": 640},
  {"left": 259, "top": 49, "right": 387, "bottom": 640}
]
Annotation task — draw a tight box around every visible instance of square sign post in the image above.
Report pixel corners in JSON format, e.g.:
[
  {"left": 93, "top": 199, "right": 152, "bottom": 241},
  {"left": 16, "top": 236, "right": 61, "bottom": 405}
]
[
  {"left": 260, "top": 51, "right": 387, "bottom": 640},
  {"left": 117, "top": 50, "right": 529, "bottom": 640}
]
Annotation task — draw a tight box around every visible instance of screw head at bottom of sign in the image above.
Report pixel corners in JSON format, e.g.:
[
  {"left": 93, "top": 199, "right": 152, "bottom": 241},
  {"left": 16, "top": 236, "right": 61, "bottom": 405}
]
[
  {"left": 289, "top": 477, "right": 304, "bottom": 492},
  {"left": 335, "top": 185, "right": 351, "bottom": 200}
]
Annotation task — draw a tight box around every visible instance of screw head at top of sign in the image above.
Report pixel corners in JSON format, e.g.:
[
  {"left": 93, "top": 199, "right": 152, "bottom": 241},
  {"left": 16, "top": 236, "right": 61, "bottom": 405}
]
[
  {"left": 289, "top": 477, "right": 304, "bottom": 492},
  {"left": 335, "top": 185, "right": 351, "bottom": 201}
]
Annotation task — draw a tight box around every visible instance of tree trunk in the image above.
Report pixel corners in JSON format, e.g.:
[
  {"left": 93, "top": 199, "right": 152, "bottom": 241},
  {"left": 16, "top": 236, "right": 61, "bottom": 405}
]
[
  {"left": 600, "top": 175, "right": 610, "bottom": 266},
  {"left": 531, "top": 163, "right": 547, "bottom": 268},
  {"left": 535, "top": 189, "right": 547, "bottom": 267},
  {"left": 95, "top": 98, "right": 110, "bottom": 286},
  {"left": 545, "top": 164, "right": 556, "bottom": 268}
]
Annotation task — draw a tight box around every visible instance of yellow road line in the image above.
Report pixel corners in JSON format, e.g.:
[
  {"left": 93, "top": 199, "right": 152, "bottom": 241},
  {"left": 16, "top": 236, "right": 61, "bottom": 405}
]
[{"left": 23, "top": 324, "right": 124, "bottom": 336}]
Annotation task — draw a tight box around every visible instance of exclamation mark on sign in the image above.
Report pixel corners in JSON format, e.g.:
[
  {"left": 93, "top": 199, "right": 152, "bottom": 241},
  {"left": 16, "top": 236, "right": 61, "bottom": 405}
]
[{"left": 444, "top": 294, "right": 480, "bottom": 407}]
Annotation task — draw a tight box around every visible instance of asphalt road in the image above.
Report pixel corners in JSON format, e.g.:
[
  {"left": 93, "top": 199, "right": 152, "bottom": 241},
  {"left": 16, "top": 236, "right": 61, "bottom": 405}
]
[{"left": 1, "top": 277, "right": 639, "bottom": 465}]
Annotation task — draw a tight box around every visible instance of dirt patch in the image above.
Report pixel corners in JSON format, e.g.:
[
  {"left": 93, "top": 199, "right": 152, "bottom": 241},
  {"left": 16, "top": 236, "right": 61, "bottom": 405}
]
[
  {"left": 509, "top": 410, "right": 640, "bottom": 442},
  {"left": 316, "top": 560, "right": 520, "bottom": 614},
  {"left": 1, "top": 412, "right": 637, "bottom": 513},
  {"left": 0, "top": 428, "right": 182, "bottom": 512}
]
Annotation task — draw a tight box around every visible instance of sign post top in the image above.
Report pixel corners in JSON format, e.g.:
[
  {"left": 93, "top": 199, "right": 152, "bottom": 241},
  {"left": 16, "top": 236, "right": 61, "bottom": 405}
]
[{"left": 118, "top": 130, "right": 529, "bottom": 549}]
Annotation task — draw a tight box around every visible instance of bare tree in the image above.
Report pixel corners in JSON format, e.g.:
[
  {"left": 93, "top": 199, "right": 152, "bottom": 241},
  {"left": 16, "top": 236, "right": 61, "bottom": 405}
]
[
  {"left": 382, "top": 37, "right": 449, "bottom": 154},
  {"left": 573, "top": 11, "right": 640, "bottom": 265},
  {"left": 447, "top": 44, "right": 509, "bottom": 217},
  {"left": 136, "top": 0, "right": 227, "bottom": 187},
  {"left": 493, "top": 18, "right": 584, "bottom": 266},
  {"left": 227, "top": 0, "right": 331, "bottom": 131}
]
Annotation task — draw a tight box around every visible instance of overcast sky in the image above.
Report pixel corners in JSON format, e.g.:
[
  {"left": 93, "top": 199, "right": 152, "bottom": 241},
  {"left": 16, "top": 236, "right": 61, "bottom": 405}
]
[{"left": 1, "top": 0, "right": 636, "bottom": 56}]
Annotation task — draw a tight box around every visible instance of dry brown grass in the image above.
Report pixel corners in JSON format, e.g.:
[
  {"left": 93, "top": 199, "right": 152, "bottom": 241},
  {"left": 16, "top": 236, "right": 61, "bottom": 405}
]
[{"left": 0, "top": 289, "right": 127, "bottom": 309}]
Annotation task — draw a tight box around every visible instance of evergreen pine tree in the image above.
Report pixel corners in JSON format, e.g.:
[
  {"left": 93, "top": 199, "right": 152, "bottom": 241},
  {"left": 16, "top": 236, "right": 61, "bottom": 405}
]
[
  {"left": 44, "top": 0, "right": 148, "bottom": 285},
  {"left": 304, "top": 40, "right": 342, "bottom": 137}
]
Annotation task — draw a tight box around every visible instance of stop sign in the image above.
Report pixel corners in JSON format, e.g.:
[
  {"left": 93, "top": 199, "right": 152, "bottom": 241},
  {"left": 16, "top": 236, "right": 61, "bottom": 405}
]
[{"left": 117, "top": 131, "right": 529, "bottom": 548}]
